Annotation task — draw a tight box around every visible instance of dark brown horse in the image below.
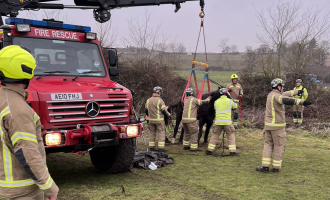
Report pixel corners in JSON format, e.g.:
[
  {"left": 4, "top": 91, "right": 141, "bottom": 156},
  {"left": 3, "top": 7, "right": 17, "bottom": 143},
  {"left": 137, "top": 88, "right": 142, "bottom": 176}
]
[{"left": 169, "top": 90, "right": 221, "bottom": 144}]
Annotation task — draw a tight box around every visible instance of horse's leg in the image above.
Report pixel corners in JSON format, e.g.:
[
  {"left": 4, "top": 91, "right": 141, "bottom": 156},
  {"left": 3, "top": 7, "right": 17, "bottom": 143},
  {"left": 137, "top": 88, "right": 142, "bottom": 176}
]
[
  {"left": 197, "top": 119, "right": 204, "bottom": 145},
  {"left": 179, "top": 127, "right": 184, "bottom": 143},
  {"left": 173, "top": 114, "right": 181, "bottom": 139}
]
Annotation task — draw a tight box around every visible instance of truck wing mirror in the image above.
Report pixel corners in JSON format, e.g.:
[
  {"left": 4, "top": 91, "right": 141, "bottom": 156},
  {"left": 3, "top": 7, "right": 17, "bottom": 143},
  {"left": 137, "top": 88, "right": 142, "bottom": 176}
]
[
  {"left": 108, "top": 48, "right": 118, "bottom": 67},
  {"left": 109, "top": 67, "right": 119, "bottom": 76}
]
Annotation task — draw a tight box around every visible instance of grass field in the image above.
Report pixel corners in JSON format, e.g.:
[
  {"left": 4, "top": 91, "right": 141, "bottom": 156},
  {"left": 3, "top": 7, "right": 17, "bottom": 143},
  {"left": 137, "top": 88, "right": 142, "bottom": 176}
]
[
  {"left": 176, "top": 70, "right": 237, "bottom": 92},
  {"left": 32, "top": 128, "right": 330, "bottom": 200}
]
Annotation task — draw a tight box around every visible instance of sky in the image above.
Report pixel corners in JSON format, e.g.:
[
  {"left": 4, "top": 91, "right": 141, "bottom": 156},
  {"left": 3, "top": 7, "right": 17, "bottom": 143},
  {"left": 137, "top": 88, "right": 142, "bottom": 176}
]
[{"left": 2, "top": 0, "right": 330, "bottom": 52}]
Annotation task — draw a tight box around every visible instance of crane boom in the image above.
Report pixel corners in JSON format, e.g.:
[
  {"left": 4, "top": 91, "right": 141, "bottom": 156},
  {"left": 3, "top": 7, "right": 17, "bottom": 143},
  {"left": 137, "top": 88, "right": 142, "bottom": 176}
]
[{"left": 0, "top": 0, "right": 203, "bottom": 24}]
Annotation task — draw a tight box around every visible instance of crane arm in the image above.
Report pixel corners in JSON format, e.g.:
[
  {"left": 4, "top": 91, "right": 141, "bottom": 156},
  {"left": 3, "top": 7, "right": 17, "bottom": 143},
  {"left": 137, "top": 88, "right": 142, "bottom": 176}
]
[{"left": 0, "top": 0, "right": 201, "bottom": 24}]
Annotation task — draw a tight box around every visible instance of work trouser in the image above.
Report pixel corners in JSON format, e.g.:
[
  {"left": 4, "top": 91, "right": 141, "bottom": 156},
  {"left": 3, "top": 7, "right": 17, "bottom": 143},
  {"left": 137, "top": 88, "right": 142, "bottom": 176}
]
[
  {"left": 293, "top": 105, "right": 304, "bottom": 124},
  {"left": 232, "top": 100, "right": 240, "bottom": 125},
  {"left": 208, "top": 124, "right": 236, "bottom": 152},
  {"left": 262, "top": 128, "right": 286, "bottom": 169},
  {"left": 8, "top": 189, "right": 44, "bottom": 200},
  {"left": 182, "top": 121, "right": 199, "bottom": 150},
  {"left": 148, "top": 122, "right": 165, "bottom": 149}
]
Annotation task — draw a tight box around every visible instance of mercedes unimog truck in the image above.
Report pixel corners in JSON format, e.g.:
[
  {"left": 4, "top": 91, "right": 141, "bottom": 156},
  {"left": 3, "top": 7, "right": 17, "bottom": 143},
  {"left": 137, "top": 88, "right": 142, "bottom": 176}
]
[{"left": 0, "top": 0, "right": 202, "bottom": 173}]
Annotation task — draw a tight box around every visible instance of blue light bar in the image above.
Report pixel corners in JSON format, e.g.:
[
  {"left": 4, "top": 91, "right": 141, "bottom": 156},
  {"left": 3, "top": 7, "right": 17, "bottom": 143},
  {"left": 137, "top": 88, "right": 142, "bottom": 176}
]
[{"left": 5, "top": 17, "right": 91, "bottom": 32}]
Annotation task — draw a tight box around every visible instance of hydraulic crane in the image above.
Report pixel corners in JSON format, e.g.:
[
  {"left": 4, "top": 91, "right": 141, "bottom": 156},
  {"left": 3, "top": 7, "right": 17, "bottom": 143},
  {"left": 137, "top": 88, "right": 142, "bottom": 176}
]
[{"left": 0, "top": 0, "right": 204, "bottom": 24}]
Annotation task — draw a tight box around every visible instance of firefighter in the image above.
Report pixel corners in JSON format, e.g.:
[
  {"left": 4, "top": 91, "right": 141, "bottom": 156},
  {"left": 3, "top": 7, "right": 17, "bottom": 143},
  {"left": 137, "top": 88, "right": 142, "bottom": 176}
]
[
  {"left": 293, "top": 79, "right": 308, "bottom": 125},
  {"left": 145, "top": 86, "right": 171, "bottom": 152},
  {"left": 182, "top": 88, "right": 211, "bottom": 151},
  {"left": 226, "top": 74, "right": 243, "bottom": 129},
  {"left": 0, "top": 46, "right": 59, "bottom": 199},
  {"left": 256, "top": 78, "right": 312, "bottom": 173},
  {"left": 206, "top": 88, "right": 238, "bottom": 156}
]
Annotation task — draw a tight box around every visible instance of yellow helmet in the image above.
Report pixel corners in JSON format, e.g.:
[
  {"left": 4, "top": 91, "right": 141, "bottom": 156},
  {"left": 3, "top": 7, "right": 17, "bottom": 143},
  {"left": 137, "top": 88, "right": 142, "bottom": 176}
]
[
  {"left": 0, "top": 45, "right": 36, "bottom": 83},
  {"left": 231, "top": 74, "right": 238, "bottom": 80}
]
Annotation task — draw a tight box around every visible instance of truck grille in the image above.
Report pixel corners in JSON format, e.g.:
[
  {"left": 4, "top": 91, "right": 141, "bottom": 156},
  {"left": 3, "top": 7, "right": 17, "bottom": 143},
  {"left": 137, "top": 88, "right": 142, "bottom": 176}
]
[{"left": 47, "top": 95, "right": 129, "bottom": 123}]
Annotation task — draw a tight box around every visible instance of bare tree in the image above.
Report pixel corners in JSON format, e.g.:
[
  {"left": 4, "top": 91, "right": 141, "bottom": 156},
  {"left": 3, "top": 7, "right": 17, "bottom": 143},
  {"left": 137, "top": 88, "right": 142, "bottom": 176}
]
[
  {"left": 255, "top": 1, "right": 303, "bottom": 76},
  {"left": 230, "top": 45, "right": 238, "bottom": 53},
  {"left": 95, "top": 20, "right": 117, "bottom": 48},
  {"left": 255, "top": 1, "right": 330, "bottom": 77},
  {"left": 218, "top": 38, "right": 231, "bottom": 69}
]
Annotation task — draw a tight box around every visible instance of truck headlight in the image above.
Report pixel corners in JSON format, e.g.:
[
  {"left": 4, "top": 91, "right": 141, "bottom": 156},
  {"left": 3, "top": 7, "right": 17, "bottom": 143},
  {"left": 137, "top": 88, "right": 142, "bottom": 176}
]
[
  {"left": 45, "top": 133, "right": 61, "bottom": 146},
  {"left": 126, "top": 126, "right": 138, "bottom": 137}
]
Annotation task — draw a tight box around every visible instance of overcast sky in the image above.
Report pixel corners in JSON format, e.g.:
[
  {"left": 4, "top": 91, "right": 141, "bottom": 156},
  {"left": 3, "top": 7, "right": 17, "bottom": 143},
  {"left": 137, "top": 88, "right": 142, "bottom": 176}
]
[{"left": 3, "top": 0, "right": 330, "bottom": 52}]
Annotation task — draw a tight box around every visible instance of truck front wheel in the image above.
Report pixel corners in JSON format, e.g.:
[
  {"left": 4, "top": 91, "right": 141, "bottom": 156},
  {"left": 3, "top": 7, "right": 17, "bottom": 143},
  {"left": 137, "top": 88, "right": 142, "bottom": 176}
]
[{"left": 89, "top": 138, "right": 135, "bottom": 173}]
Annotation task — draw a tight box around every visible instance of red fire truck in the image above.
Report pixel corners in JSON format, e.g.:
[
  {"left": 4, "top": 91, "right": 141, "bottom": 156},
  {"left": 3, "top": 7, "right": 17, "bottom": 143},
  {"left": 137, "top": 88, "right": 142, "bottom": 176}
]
[
  {"left": 0, "top": 0, "right": 201, "bottom": 173},
  {"left": 0, "top": 18, "right": 146, "bottom": 173}
]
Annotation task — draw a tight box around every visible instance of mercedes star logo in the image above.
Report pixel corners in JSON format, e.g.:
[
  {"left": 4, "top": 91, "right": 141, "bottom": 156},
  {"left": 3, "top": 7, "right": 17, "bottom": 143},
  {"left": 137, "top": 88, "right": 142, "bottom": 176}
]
[{"left": 85, "top": 101, "right": 100, "bottom": 118}]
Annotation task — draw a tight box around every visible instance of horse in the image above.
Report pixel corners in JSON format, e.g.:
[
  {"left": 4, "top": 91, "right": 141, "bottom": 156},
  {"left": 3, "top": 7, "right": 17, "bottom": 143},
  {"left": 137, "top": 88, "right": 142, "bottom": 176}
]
[{"left": 169, "top": 89, "right": 221, "bottom": 144}]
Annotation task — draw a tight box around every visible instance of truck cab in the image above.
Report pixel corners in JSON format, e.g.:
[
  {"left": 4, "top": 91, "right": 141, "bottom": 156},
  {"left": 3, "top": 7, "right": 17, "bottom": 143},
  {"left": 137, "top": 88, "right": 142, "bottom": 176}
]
[{"left": 0, "top": 18, "right": 144, "bottom": 173}]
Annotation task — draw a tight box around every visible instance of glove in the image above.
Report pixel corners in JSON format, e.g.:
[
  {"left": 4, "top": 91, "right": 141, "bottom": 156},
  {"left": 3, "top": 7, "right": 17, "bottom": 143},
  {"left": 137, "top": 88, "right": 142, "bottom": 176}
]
[
  {"left": 303, "top": 101, "right": 312, "bottom": 107},
  {"left": 207, "top": 96, "right": 212, "bottom": 100},
  {"left": 297, "top": 90, "right": 303, "bottom": 96},
  {"left": 238, "top": 95, "right": 242, "bottom": 99},
  {"left": 227, "top": 89, "right": 233, "bottom": 93}
]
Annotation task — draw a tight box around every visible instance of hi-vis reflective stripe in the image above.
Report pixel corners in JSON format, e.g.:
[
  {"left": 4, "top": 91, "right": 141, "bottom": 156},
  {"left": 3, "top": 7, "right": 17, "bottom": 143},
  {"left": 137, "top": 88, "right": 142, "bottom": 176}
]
[
  {"left": 157, "top": 100, "right": 160, "bottom": 119},
  {"left": 208, "top": 144, "right": 216, "bottom": 150},
  {"left": 38, "top": 175, "right": 53, "bottom": 190},
  {"left": 278, "top": 96, "right": 283, "bottom": 104},
  {"left": 149, "top": 142, "right": 155, "bottom": 146},
  {"left": 0, "top": 179, "right": 34, "bottom": 188},
  {"left": 161, "top": 105, "right": 166, "bottom": 110},
  {"left": 190, "top": 143, "right": 198, "bottom": 148},
  {"left": 183, "top": 141, "right": 190, "bottom": 146},
  {"left": 182, "top": 118, "right": 197, "bottom": 121},
  {"left": 1, "top": 107, "right": 12, "bottom": 182},
  {"left": 215, "top": 119, "right": 231, "bottom": 122},
  {"left": 188, "top": 98, "right": 194, "bottom": 119},
  {"left": 273, "top": 160, "right": 282, "bottom": 167},
  {"left": 11, "top": 132, "right": 37, "bottom": 145},
  {"left": 228, "top": 145, "right": 236, "bottom": 150},
  {"left": 271, "top": 95, "right": 275, "bottom": 124},
  {"left": 146, "top": 99, "right": 149, "bottom": 110},
  {"left": 290, "top": 90, "right": 294, "bottom": 97},
  {"left": 265, "top": 122, "right": 286, "bottom": 127},
  {"left": 214, "top": 100, "right": 232, "bottom": 114},
  {"left": 262, "top": 158, "right": 271, "bottom": 165},
  {"left": 296, "top": 99, "right": 301, "bottom": 105},
  {"left": 158, "top": 142, "right": 165, "bottom": 147},
  {"left": 197, "top": 100, "right": 201, "bottom": 105},
  {"left": 0, "top": 107, "right": 10, "bottom": 119},
  {"left": 149, "top": 119, "right": 164, "bottom": 121},
  {"left": 33, "top": 113, "right": 40, "bottom": 124}
]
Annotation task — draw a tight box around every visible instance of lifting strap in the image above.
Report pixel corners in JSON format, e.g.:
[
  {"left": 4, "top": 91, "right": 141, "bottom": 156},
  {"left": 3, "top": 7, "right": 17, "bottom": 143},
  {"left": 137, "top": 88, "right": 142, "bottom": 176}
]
[{"left": 181, "top": 4, "right": 210, "bottom": 106}]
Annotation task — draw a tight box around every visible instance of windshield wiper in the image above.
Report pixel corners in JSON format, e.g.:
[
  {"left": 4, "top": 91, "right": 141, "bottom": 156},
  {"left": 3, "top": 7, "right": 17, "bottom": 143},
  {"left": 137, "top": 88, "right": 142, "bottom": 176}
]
[
  {"left": 72, "top": 71, "right": 102, "bottom": 81},
  {"left": 36, "top": 71, "right": 71, "bottom": 80}
]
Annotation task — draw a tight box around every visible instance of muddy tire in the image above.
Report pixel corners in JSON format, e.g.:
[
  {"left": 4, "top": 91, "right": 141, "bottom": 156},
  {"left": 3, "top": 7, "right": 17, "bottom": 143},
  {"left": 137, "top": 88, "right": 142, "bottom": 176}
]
[{"left": 89, "top": 138, "right": 135, "bottom": 173}]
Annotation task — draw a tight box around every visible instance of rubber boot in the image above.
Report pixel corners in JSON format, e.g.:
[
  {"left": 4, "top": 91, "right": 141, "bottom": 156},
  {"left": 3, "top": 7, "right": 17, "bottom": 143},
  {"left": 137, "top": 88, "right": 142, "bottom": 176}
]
[
  {"left": 158, "top": 148, "right": 168, "bottom": 152},
  {"left": 273, "top": 168, "right": 280, "bottom": 173},
  {"left": 230, "top": 152, "right": 238, "bottom": 156},
  {"left": 183, "top": 147, "right": 190, "bottom": 150},
  {"left": 256, "top": 166, "right": 269, "bottom": 173},
  {"left": 205, "top": 150, "right": 213, "bottom": 155}
]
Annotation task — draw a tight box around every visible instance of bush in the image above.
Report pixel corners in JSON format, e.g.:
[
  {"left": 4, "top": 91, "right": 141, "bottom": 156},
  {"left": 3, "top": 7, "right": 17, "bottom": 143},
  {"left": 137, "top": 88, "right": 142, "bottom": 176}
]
[
  {"left": 114, "top": 54, "right": 186, "bottom": 113},
  {"left": 239, "top": 69, "right": 330, "bottom": 133}
]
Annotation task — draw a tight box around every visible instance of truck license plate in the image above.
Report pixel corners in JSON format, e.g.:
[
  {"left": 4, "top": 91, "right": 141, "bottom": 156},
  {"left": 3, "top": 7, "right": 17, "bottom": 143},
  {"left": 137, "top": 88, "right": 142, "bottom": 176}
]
[{"left": 51, "top": 93, "right": 82, "bottom": 100}]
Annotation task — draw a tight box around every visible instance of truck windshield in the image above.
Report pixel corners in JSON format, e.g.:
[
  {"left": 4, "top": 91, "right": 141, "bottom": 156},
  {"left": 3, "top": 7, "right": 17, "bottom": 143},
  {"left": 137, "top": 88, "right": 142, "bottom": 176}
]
[{"left": 13, "top": 37, "right": 106, "bottom": 77}]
